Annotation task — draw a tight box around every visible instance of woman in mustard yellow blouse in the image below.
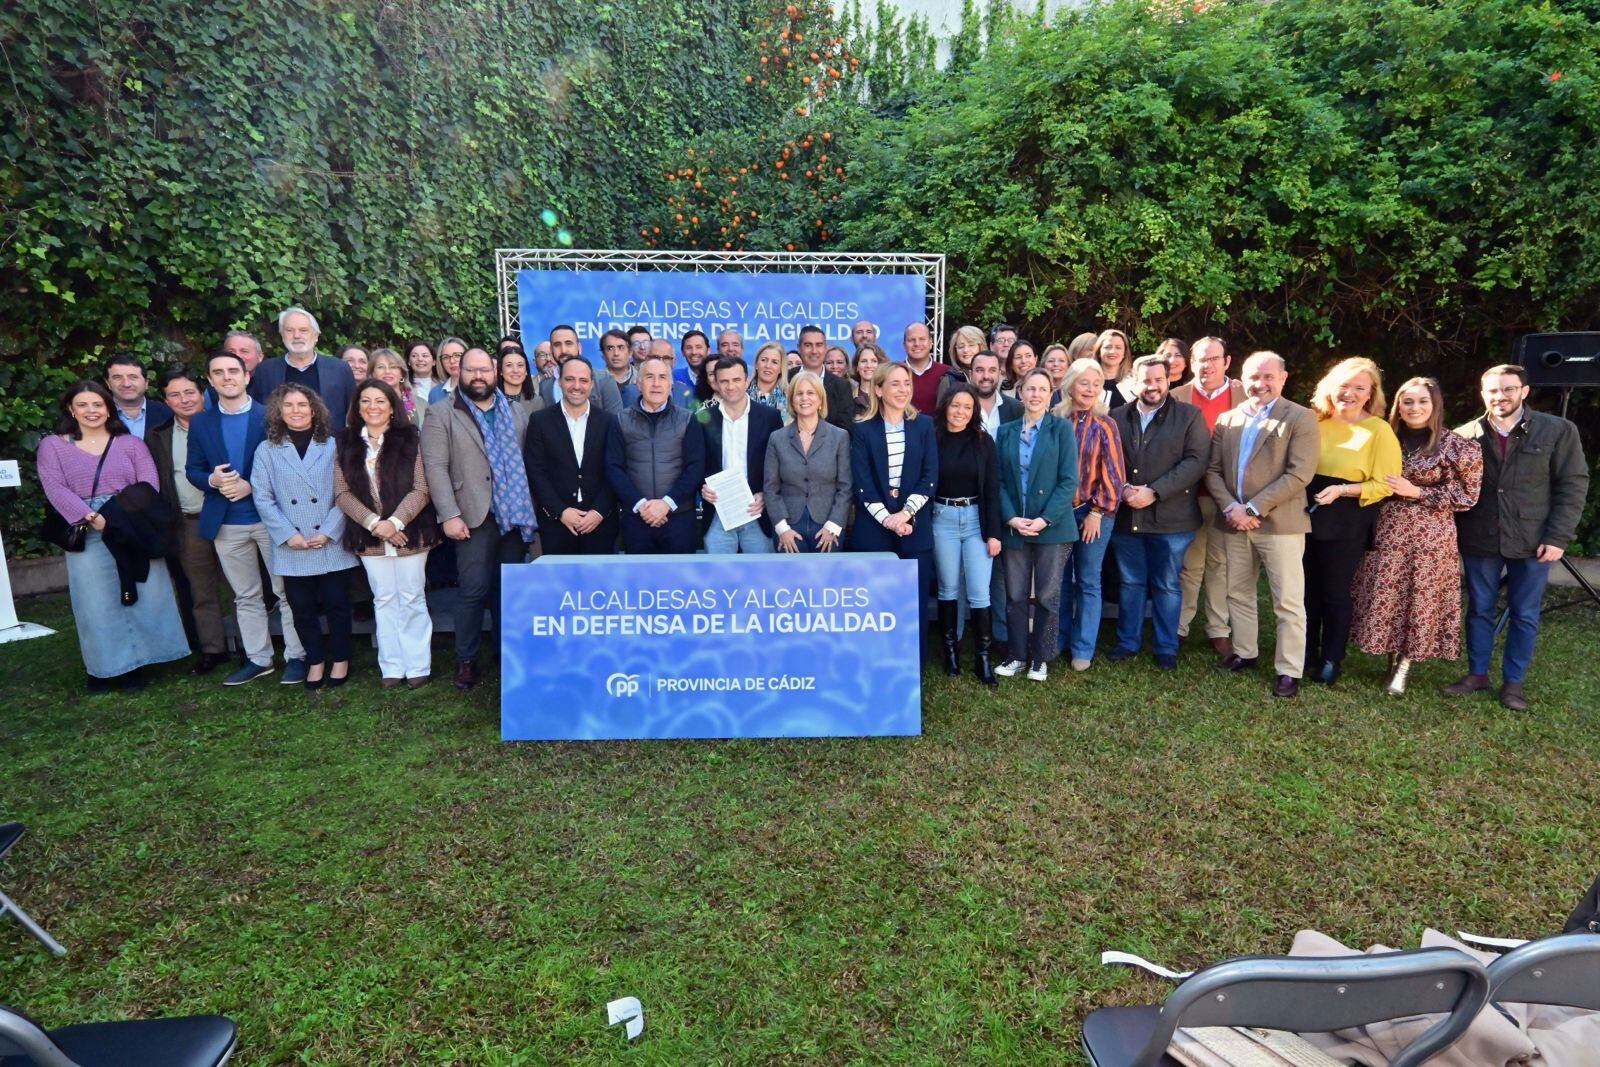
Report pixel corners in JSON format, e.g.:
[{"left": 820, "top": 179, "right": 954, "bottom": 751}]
[{"left": 1302, "top": 357, "right": 1402, "bottom": 685}]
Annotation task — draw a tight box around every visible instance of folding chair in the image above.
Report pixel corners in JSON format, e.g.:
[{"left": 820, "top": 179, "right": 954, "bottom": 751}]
[
  {"left": 1080, "top": 947, "right": 1490, "bottom": 1067},
  {"left": 1485, "top": 931, "right": 1600, "bottom": 1010},
  {"left": 0, "top": 1004, "right": 236, "bottom": 1067},
  {"left": 0, "top": 823, "right": 65, "bottom": 956}
]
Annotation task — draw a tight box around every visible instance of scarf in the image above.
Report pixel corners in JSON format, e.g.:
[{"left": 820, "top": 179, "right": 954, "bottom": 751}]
[{"left": 464, "top": 391, "right": 537, "bottom": 541}]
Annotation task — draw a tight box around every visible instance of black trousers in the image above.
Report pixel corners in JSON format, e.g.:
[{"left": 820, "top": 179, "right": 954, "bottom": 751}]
[
  {"left": 282, "top": 569, "right": 355, "bottom": 666},
  {"left": 1302, "top": 536, "right": 1367, "bottom": 667},
  {"left": 540, "top": 515, "right": 619, "bottom": 555}
]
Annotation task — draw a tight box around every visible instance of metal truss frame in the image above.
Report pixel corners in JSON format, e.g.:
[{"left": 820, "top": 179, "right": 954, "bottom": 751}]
[{"left": 495, "top": 248, "right": 947, "bottom": 357}]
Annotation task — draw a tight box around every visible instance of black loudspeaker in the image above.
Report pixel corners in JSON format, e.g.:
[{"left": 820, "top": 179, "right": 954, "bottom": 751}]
[{"left": 1516, "top": 332, "right": 1600, "bottom": 388}]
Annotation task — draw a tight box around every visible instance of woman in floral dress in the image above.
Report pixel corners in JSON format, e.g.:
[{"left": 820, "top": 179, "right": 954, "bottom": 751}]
[{"left": 1351, "top": 377, "right": 1483, "bottom": 694}]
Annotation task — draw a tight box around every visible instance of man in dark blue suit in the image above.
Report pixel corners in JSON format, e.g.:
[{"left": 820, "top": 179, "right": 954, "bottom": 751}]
[
  {"left": 186, "top": 350, "right": 307, "bottom": 686},
  {"left": 700, "top": 356, "right": 782, "bottom": 553},
  {"left": 247, "top": 306, "right": 357, "bottom": 430}
]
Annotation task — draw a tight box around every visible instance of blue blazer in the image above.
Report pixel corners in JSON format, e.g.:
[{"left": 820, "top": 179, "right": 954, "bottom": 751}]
[
  {"left": 185, "top": 403, "right": 267, "bottom": 539},
  {"left": 247, "top": 354, "right": 358, "bottom": 431},
  {"left": 996, "top": 414, "right": 1080, "bottom": 548},
  {"left": 250, "top": 437, "right": 357, "bottom": 577},
  {"left": 850, "top": 415, "right": 938, "bottom": 554},
  {"left": 700, "top": 401, "right": 783, "bottom": 535}
]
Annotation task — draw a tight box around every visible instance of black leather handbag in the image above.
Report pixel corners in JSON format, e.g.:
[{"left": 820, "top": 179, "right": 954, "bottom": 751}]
[{"left": 39, "top": 440, "right": 112, "bottom": 552}]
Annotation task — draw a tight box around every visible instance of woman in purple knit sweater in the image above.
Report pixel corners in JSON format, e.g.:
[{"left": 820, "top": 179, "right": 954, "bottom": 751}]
[{"left": 36, "top": 380, "right": 190, "bottom": 691}]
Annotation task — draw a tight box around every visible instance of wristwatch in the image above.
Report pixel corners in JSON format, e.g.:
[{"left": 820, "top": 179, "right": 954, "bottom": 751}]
[{"left": 1244, "top": 503, "right": 1262, "bottom": 519}]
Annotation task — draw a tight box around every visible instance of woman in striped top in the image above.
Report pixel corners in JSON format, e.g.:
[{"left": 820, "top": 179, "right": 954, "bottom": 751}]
[
  {"left": 1053, "top": 358, "right": 1127, "bottom": 669},
  {"left": 852, "top": 362, "right": 939, "bottom": 642}
]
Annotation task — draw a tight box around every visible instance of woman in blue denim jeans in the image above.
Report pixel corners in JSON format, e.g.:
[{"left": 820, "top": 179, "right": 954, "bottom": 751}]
[
  {"left": 1053, "top": 358, "right": 1126, "bottom": 670},
  {"left": 931, "top": 382, "right": 1003, "bottom": 685}
]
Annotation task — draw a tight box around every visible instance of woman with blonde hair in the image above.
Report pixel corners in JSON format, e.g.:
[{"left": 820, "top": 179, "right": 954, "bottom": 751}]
[
  {"left": 1065, "top": 332, "right": 1098, "bottom": 362},
  {"left": 1094, "top": 329, "right": 1135, "bottom": 409},
  {"left": 851, "top": 342, "right": 886, "bottom": 415},
  {"left": 370, "top": 348, "right": 423, "bottom": 426},
  {"left": 853, "top": 361, "right": 939, "bottom": 640},
  {"left": 1301, "top": 356, "right": 1402, "bottom": 685},
  {"left": 748, "top": 341, "right": 790, "bottom": 424},
  {"left": 1350, "top": 377, "right": 1481, "bottom": 694},
  {"left": 765, "top": 371, "right": 852, "bottom": 553},
  {"left": 947, "top": 324, "right": 985, "bottom": 381},
  {"left": 1052, "top": 358, "right": 1125, "bottom": 668}
]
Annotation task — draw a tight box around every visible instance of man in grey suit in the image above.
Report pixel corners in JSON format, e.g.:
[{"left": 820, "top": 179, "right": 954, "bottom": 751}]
[
  {"left": 421, "top": 347, "right": 537, "bottom": 690},
  {"left": 1204, "top": 351, "right": 1320, "bottom": 698},
  {"left": 247, "top": 307, "right": 358, "bottom": 430}
]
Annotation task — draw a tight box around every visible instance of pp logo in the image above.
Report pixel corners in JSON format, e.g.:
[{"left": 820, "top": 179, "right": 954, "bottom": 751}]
[{"left": 606, "top": 672, "right": 641, "bottom": 698}]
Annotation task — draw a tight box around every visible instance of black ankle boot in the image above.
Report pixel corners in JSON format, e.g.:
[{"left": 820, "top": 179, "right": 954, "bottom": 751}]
[
  {"left": 971, "top": 607, "right": 998, "bottom": 687},
  {"left": 937, "top": 600, "right": 961, "bottom": 676}
]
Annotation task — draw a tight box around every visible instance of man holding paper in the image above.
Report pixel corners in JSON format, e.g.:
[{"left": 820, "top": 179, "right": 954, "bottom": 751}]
[{"left": 701, "top": 356, "right": 780, "bottom": 554}]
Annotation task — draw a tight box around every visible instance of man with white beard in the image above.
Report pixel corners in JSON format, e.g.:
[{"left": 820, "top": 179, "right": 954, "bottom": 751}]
[{"left": 247, "top": 305, "right": 357, "bottom": 430}]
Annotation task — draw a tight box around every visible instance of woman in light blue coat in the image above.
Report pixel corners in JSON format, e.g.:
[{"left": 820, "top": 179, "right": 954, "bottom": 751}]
[{"left": 253, "top": 384, "right": 360, "bottom": 689}]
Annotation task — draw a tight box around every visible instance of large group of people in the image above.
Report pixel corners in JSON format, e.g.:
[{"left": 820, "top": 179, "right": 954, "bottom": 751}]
[{"left": 38, "top": 307, "right": 1589, "bottom": 711}]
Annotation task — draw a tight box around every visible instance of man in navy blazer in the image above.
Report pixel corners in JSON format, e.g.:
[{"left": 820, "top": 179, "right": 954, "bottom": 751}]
[
  {"left": 247, "top": 306, "right": 357, "bottom": 431},
  {"left": 700, "top": 356, "right": 782, "bottom": 553},
  {"left": 185, "top": 350, "right": 307, "bottom": 686},
  {"left": 103, "top": 353, "right": 173, "bottom": 439},
  {"left": 524, "top": 356, "right": 620, "bottom": 555}
]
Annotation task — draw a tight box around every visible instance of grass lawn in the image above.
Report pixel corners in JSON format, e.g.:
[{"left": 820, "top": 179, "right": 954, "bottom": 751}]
[{"left": 3, "top": 591, "right": 1598, "bottom": 1064}]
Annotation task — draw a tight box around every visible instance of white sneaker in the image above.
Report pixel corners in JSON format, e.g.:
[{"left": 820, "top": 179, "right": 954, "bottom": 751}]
[
  {"left": 1027, "top": 661, "right": 1048, "bottom": 682},
  {"left": 1070, "top": 658, "right": 1092, "bottom": 672},
  {"left": 994, "top": 659, "right": 1025, "bottom": 677}
]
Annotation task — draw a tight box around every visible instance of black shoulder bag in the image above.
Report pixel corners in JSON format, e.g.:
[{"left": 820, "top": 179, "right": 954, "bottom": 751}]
[{"left": 40, "top": 439, "right": 113, "bottom": 552}]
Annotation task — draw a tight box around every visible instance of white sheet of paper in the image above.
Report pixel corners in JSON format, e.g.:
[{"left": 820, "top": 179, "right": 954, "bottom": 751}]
[
  {"left": 1101, "top": 949, "right": 1194, "bottom": 980},
  {"left": 705, "top": 468, "right": 756, "bottom": 531},
  {"left": 606, "top": 996, "right": 643, "bottom": 1040}
]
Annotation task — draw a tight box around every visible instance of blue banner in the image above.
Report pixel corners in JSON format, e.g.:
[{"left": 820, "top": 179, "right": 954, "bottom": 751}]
[
  {"left": 516, "top": 268, "right": 926, "bottom": 362},
  {"left": 501, "top": 554, "right": 922, "bottom": 741}
]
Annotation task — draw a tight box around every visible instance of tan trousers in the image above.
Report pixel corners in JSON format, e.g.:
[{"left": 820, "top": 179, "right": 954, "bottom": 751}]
[
  {"left": 1177, "top": 495, "right": 1229, "bottom": 639},
  {"left": 1222, "top": 528, "right": 1306, "bottom": 678},
  {"left": 214, "top": 522, "right": 304, "bottom": 667}
]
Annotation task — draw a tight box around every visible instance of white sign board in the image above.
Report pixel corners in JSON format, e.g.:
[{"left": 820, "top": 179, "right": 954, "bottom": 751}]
[{"left": 0, "top": 458, "right": 56, "bottom": 643}]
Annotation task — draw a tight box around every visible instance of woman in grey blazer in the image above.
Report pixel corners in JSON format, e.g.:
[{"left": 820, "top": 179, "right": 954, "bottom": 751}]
[
  {"left": 764, "top": 371, "right": 852, "bottom": 552},
  {"left": 252, "top": 384, "right": 360, "bottom": 688}
]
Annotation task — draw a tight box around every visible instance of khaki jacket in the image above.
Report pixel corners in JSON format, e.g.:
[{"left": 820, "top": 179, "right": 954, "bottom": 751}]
[{"left": 1204, "top": 395, "right": 1320, "bottom": 534}]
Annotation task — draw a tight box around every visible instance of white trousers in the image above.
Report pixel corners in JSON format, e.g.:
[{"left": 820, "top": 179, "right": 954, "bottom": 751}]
[
  {"left": 213, "top": 522, "right": 304, "bottom": 666},
  {"left": 362, "top": 551, "right": 434, "bottom": 679}
]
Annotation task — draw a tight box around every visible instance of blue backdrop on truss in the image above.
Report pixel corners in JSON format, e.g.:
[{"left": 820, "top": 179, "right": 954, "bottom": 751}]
[{"left": 515, "top": 268, "right": 926, "bottom": 362}]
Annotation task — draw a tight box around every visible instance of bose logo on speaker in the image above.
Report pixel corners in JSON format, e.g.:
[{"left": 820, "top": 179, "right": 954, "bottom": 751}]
[{"left": 606, "top": 673, "right": 641, "bottom": 698}]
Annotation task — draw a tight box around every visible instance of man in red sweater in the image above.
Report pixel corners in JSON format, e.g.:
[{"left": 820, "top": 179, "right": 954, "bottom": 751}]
[
  {"left": 1172, "top": 336, "right": 1245, "bottom": 655},
  {"left": 904, "top": 322, "right": 955, "bottom": 414}
]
